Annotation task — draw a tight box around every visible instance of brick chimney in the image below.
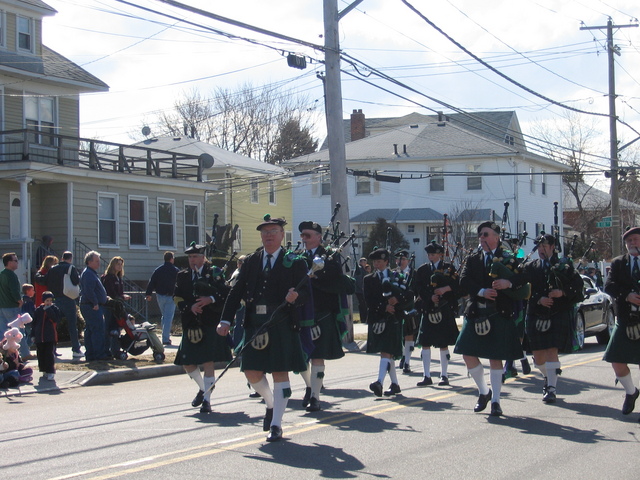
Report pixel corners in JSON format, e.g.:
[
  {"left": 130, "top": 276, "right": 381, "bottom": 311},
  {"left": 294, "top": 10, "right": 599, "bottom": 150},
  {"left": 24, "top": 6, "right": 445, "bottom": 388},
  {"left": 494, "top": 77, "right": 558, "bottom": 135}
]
[{"left": 350, "top": 109, "right": 365, "bottom": 141}]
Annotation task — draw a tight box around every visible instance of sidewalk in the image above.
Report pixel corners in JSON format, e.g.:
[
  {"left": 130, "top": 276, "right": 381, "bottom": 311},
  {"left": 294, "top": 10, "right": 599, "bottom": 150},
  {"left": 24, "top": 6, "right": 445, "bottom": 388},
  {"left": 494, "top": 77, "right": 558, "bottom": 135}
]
[{"left": 3, "top": 326, "right": 370, "bottom": 398}]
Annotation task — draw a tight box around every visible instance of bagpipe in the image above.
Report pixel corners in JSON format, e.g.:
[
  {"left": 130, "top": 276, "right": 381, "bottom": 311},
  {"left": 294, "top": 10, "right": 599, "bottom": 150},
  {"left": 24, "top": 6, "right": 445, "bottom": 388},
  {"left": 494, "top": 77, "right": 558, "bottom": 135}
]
[{"left": 381, "top": 268, "right": 417, "bottom": 317}]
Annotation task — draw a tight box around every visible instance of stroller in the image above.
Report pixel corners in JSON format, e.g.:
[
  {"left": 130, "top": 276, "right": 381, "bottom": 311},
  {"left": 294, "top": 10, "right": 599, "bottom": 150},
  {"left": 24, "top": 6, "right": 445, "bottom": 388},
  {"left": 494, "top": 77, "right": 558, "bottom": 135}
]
[{"left": 106, "top": 299, "right": 165, "bottom": 363}]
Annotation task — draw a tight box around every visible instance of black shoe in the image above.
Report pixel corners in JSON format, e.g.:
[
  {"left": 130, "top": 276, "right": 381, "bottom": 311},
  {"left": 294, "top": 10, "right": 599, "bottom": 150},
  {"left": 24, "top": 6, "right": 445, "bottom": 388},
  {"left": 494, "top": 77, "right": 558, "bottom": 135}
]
[
  {"left": 266, "top": 425, "right": 282, "bottom": 442},
  {"left": 263, "top": 408, "right": 273, "bottom": 431},
  {"left": 490, "top": 402, "right": 503, "bottom": 416},
  {"left": 474, "top": 390, "right": 492, "bottom": 413},
  {"left": 369, "top": 381, "right": 383, "bottom": 397},
  {"left": 302, "top": 386, "right": 312, "bottom": 408},
  {"left": 416, "top": 377, "right": 433, "bottom": 387},
  {"left": 200, "top": 400, "right": 212, "bottom": 413},
  {"left": 403, "top": 366, "right": 412, "bottom": 374},
  {"left": 192, "top": 390, "right": 205, "bottom": 407},
  {"left": 399, "top": 357, "right": 405, "bottom": 369},
  {"left": 384, "top": 383, "right": 401, "bottom": 396},
  {"left": 438, "top": 376, "right": 449, "bottom": 386},
  {"left": 306, "top": 397, "right": 321, "bottom": 412},
  {"left": 162, "top": 340, "right": 172, "bottom": 346},
  {"left": 542, "top": 386, "right": 557, "bottom": 404},
  {"left": 622, "top": 388, "right": 639, "bottom": 415},
  {"left": 521, "top": 358, "right": 532, "bottom": 375},
  {"left": 249, "top": 391, "right": 262, "bottom": 398}
]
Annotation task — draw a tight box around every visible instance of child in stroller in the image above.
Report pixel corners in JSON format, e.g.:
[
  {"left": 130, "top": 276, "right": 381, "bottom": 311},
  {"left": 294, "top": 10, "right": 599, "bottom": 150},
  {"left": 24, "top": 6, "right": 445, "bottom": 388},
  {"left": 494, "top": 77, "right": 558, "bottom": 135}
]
[{"left": 106, "top": 299, "right": 165, "bottom": 363}]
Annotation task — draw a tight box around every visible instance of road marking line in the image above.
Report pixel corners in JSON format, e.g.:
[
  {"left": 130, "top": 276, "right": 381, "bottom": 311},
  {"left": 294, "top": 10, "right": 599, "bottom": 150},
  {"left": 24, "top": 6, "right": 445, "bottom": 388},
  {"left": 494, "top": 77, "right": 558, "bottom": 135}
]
[{"left": 57, "top": 352, "right": 604, "bottom": 479}]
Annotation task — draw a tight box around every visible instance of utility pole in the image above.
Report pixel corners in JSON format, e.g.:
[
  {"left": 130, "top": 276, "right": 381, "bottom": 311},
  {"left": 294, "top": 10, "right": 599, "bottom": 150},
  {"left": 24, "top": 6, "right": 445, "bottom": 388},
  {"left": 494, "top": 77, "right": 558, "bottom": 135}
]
[
  {"left": 581, "top": 19, "right": 638, "bottom": 257},
  {"left": 323, "top": 0, "right": 363, "bottom": 239}
]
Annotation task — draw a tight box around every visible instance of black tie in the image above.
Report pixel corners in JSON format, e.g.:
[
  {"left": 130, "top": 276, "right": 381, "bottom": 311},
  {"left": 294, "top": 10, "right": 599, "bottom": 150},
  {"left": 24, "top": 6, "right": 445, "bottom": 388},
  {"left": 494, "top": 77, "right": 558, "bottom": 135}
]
[
  {"left": 378, "top": 271, "right": 384, "bottom": 282},
  {"left": 485, "top": 253, "right": 493, "bottom": 269},
  {"left": 307, "top": 250, "right": 313, "bottom": 257},
  {"left": 633, "top": 257, "right": 639, "bottom": 280},
  {"left": 193, "top": 270, "right": 199, "bottom": 282},
  {"left": 264, "top": 254, "right": 272, "bottom": 273}
]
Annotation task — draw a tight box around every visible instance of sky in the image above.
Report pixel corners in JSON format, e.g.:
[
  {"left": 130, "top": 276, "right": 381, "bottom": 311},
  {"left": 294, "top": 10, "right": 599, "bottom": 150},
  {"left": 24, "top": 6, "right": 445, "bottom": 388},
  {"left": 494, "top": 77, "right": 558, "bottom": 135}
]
[{"left": 41, "top": 0, "right": 640, "bottom": 177}]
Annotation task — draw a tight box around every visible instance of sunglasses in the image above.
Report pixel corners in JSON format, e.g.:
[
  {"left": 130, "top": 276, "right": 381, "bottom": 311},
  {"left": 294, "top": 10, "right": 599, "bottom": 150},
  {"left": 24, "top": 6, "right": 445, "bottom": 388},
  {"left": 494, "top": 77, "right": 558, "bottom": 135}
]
[
  {"left": 479, "top": 232, "right": 492, "bottom": 238},
  {"left": 300, "top": 233, "right": 314, "bottom": 238}
]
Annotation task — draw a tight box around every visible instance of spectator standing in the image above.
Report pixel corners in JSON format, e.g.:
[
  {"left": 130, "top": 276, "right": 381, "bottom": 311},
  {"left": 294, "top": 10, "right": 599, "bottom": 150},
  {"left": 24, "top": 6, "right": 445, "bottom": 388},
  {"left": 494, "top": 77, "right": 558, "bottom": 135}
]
[
  {"left": 1, "top": 253, "right": 23, "bottom": 334},
  {"left": 31, "top": 292, "right": 61, "bottom": 381},
  {"left": 35, "top": 256, "right": 58, "bottom": 304},
  {"left": 20, "top": 284, "right": 36, "bottom": 360},
  {"left": 101, "top": 256, "right": 131, "bottom": 356},
  {"left": 80, "top": 251, "right": 109, "bottom": 361},
  {"left": 145, "top": 252, "right": 179, "bottom": 345},
  {"left": 36, "top": 252, "right": 83, "bottom": 358}
]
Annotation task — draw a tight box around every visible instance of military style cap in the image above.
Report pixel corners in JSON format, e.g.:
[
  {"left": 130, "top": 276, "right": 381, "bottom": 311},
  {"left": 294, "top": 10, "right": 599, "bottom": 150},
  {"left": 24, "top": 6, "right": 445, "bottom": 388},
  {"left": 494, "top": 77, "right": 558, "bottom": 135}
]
[
  {"left": 394, "top": 249, "right": 409, "bottom": 258},
  {"left": 256, "top": 214, "right": 287, "bottom": 231},
  {"left": 368, "top": 248, "right": 390, "bottom": 261},
  {"left": 424, "top": 241, "right": 444, "bottom": 254},
  {"left": 623, "top": 226, "right": 640, "bottom": 241},
  {"left": 537, "top": 234, "right": 556, "bottom": 246},
  {"left": 477, "top": 221, "right": 500, "bottom": 234},
  {"left": 298, "top": 221, "right": 322, "bottom": 233},
  {"left": 184, "top": 241, "right": 206, "bottom": 255}
]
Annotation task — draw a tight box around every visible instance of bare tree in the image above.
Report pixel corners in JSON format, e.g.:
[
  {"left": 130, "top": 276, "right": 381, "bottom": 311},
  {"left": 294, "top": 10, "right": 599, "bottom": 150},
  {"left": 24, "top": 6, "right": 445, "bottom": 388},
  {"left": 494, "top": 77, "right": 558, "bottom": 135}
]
[
  {"left": 144, "top": 83, "right": 320, "bottom": 162},
  {"left": 447, "top": 199, "right": 487, "bottom": 251}
]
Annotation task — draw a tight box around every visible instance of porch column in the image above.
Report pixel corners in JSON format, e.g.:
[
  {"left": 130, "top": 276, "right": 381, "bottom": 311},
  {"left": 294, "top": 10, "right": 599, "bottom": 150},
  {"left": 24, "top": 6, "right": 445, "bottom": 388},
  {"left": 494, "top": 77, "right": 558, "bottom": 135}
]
[{"left": 67, "top": 182, "right": 74, "bottom": 253}]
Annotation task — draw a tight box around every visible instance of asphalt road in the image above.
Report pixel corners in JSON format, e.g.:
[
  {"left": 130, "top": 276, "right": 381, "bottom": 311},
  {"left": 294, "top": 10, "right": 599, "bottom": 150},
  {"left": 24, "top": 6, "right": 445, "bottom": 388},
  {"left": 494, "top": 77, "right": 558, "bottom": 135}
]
[{"left": 3, "top": 338, "right": 639, "bottom": 479}]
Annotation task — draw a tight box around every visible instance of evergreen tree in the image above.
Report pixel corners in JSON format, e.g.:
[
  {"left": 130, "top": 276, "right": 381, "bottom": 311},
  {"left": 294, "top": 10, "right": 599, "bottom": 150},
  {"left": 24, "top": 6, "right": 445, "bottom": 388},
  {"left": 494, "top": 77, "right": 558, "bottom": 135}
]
[{"left": 362, "top": 218, "right": 410, "bottom": 258}]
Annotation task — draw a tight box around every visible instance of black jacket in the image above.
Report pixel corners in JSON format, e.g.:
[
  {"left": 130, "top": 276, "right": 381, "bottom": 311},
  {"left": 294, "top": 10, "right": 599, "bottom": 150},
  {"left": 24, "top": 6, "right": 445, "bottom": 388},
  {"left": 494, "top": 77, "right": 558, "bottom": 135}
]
[{"left": 605, "top": 254, "right": 640, "bottom": 325}]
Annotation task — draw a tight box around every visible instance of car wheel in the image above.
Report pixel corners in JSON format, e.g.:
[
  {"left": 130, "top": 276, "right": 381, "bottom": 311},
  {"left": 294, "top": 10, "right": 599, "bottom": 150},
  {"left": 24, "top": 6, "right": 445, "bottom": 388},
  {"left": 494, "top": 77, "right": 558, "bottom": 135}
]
[
  {"left": 596, "top": 308, "right": 616, "bottom": 345},
  {"left": 575, "top": 312, "right": 586, "bottom": 350}
]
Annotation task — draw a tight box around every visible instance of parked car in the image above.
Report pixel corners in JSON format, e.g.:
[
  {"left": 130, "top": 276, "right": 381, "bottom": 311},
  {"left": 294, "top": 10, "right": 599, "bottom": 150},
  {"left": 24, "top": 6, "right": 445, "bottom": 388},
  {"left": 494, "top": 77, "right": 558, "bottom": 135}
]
[{"left": 575, "top": 275, "right": 616, "bottom": 349}]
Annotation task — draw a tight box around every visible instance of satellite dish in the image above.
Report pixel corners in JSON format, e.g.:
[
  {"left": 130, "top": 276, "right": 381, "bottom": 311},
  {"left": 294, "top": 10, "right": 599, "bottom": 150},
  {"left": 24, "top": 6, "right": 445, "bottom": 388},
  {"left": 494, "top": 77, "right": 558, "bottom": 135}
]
[
  {"left": 198, "top": 153, "right": 214, "bottom": 169},
  {"left": 141, "top": 126, "right": 151, "bottom": 136}
]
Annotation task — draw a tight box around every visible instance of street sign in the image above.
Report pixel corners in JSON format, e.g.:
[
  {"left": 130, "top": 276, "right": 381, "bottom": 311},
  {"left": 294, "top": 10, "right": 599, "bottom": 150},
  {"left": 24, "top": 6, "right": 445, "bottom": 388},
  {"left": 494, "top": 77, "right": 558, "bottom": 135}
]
[
  {"left": 596, "top": 221, "right": 611, "bottom": 228},
  {"left": 602, "top": 216, "right": 612, "bottom": 222}
]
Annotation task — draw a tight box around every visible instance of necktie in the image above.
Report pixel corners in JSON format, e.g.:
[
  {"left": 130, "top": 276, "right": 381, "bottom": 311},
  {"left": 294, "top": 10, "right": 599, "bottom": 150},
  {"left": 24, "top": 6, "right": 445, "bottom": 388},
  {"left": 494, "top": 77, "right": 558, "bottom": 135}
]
[
  {"left": 307, "top": 250, "right": 313, "bottom": 257},
  {"left": 633, "top": 256, "right": 639, "bottom": 280},
  {"left": 264, "top": 254, "right": 272, "bottom": 273},
  {"left": 378, "top": 271, "right": 384, "bottom": 282},
  {"left": 485, "top": 253, "right": 493, "bottom": 268},
  {"left": 193, "top": 270, "right": 199, "bottom": 282}
]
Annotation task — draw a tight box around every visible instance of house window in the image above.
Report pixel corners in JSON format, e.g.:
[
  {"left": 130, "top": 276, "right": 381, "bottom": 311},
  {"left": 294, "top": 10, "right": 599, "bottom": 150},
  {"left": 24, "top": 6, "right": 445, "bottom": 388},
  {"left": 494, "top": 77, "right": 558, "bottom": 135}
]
[
  {"left": 233, "top": 228, "right": 242, "bottom": 251},
  {"left": 285, "top": 230, "right": 292, "bottom": 246},
  {"left": 0, "top": 10, "right": 5, "bottom": 48},
  {"left": 356, "top": 176, "right": 371, "bottom": 195},
  {"left": 529, "top": 167, "right": 535, "bottom": 194},
  {"left": 158, "top": 199, "right": 175, "bottom": 248},
  {"left": 269, "top": 179, "right": 276, "bottom": 205},
  {"left": 250, "top": 180, "right": 259, "bottom": 203},
  {"left": 17, "top": 16, "right": 33, "bottom": 52},
  {"left": 535, "top": 222, "right": 545, "bottom": 237},
  {"left": 467, "top": 164, "right": 481, "bottom": 191},
  {"left": 430, "top": 166, "right": 444, "bottom": 192},
  {"left": 505, "top": 134, "right": 515, "bottom": 146},
  {"left": 128, "top": 196, "right": 147, "bottom": 247},
  {"left": 25, "top": 96, "right": 56, "bottom": 146},
  {"left": 184, "top": 202, "right": 201, "bottom": 247},
  {"left": 98, "top": 193, "right": 118, "bottom": 246},
  {"left": 321, "top": 173, "right": 331, "bottom": 196},
  {"left": 541, "top": 170, "right": 547, "bottom": 195},
  {"left": 408, "top": 225, "right": 415, "bottom": 233}
]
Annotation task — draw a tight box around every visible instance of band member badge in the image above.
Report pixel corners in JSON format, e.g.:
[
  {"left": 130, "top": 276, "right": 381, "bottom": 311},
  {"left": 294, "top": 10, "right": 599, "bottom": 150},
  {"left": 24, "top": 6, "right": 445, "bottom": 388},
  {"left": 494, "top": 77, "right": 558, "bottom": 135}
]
[
  {"left": 311, "top": 325, "right": 322, "bottom": 340},
  {"left": 372, "top": 322, "right": 386, "bottom": 334},
  {"left": 256, "top": 304, "right": 267, "bottom": 315},
  {"left": 251, "top": 332, "right": 269, "bottom": 350}
]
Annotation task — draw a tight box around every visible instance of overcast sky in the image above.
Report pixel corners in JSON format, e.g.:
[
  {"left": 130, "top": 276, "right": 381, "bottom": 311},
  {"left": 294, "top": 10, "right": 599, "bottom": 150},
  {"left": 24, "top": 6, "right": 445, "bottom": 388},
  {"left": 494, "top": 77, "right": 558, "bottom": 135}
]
[{"left": 42, "top": 0, "right": 640, "bottom": 174}]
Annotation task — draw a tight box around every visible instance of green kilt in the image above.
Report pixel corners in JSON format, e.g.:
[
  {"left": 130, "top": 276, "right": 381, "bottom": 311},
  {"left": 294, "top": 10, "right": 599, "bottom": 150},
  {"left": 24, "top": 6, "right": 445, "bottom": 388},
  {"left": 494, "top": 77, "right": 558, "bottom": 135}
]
[
  {"left": 417, "top": 310, "right": 459, "bottom": 348},
  {"left": 603, "top": 323, "right": 640, "bottom": 365},
  {"left": 454, "top": 313, "right": 522, "bottom": 361},
  {"left": 366, "top": 315, "right": 403, "bottom": 359},
  {"left": 525, "top": 309, "right": 572, "bottom": 353},
  {"left": 174, "top": 323, "right": 232, "bottom": 366},
  {"left": 239, "top": 310, "right": 307, "bottom": 373},
  {"left": 309, "top": 311, "right": 345, "bottom": 360}
]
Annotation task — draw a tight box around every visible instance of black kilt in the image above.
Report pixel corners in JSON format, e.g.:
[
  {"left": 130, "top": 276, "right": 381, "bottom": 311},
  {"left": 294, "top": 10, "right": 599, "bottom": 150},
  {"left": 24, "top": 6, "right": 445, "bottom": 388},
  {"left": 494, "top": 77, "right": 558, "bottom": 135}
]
[
  {"left": 417, "top": 310, "right": 459, "bottom": 348},
  {"left": 366, "top": 316, "right": 403, "bottom": 359},
  {"left": 454, "top": 313, "right": 523, "bottom": 361},
  {"left": 603, "top": 323, "right": 640, "bottom": 365},
  {"left": 174, "top": 323, "right": 232, "bottom": 366},
  {"left": 309, "top": 311, "right": 345, "bottom": 360},
  {"left": 525, "top": 309, "right": 573, "bottom": 353}
]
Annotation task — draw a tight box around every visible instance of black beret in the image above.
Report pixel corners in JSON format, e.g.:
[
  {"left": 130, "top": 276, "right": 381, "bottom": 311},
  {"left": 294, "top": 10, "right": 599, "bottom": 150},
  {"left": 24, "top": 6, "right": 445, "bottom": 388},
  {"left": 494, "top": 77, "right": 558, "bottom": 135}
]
[
  {"left": 298, "top": 221, "right": 322, "bottom": 234},
  {"left": 425, "top": 241, "right": 444, "bottom": 254},
  {"left": 368, "top": 248, "right": 390, "bottom": 261},
  {"left": 394, "top": 249, "right": 409, "bottom": 258},
  {"left": 256, "top": 214, "right": 287, "bottom": 231},
  {"left": 623, "top": 226, "right": 640, "bottom": 241},
  {"left": 184, "top": 241, "right": 206, "bottom": 255},
  {"left": 477, "top": 221, "right": 500, "bottom": 235},
  {"left": 538, "top": 234, "right": 556, "bottom": 246}
]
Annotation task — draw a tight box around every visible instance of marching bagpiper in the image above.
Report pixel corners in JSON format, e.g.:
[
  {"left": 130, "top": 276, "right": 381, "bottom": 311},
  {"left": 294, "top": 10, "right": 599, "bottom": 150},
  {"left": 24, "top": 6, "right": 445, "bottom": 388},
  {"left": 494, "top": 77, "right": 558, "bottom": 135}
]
[
  {"left": 173, "top": 242, "right": 232, "bottom": 414},
  {"left": 395, "top": 249, "right": 417, "bottom": 374},
  {"left": 414, "top": 241, "right": 460, "bottom": 386},
  {"left": 297, "top": 221, "right": 346, "bottom": 412},
  {"left": 603, "top": 226, "right": 640, "bottom": 420},
  {"left": 217, "top": 215, "right": 309, "bottom": 442}
]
